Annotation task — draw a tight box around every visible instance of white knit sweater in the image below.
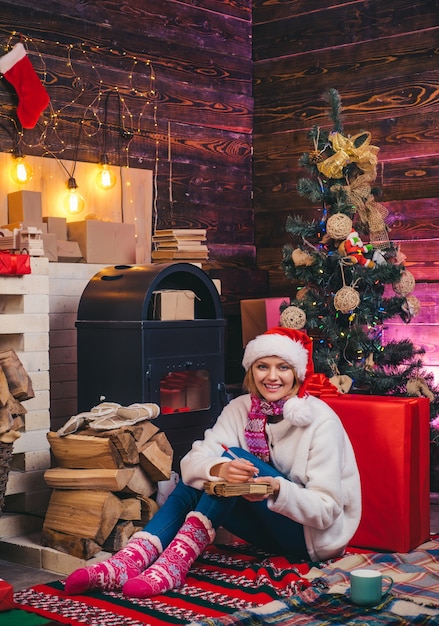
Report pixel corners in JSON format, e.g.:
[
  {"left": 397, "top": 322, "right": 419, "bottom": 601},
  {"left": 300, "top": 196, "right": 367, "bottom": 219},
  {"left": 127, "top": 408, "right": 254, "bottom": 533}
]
[{"left": 180, "top": 393, "right": 362, "bottom": 561}]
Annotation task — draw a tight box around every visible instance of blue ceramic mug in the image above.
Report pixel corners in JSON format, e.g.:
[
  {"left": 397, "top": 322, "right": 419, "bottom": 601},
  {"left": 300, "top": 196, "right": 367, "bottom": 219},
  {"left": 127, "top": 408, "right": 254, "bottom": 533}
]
[{"left": 350, "top": 569, "right": 394, "bottom": 606}]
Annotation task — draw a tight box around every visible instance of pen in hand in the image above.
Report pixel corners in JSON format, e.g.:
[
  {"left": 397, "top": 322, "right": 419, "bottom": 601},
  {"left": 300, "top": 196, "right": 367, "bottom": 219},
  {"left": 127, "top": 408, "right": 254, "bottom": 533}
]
[
  {"left": 221, "top": 444, "right": 240, "bottom": 460},
  {"left": 221, "top": 444, "right": 258, "bottom": 477}
]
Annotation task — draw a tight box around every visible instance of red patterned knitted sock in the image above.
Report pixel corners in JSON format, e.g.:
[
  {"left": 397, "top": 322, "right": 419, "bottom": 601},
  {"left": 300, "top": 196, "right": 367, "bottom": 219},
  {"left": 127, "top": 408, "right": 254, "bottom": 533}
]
[
  {"left": 64, "top": 532, "right": 161, "bottom": 595},
  {"left": 122, "top": 512, "right": 215, "bottom": 598}
]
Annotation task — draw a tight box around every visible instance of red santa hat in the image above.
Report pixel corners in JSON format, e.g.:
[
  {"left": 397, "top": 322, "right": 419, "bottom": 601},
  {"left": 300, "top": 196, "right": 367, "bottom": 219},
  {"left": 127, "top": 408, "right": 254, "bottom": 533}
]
[
  {"left": 243, "top": 327, "right": 340, "bottom": 425},
  {"left": 242, "top": 326, "right": 313, "bottom": 383},
  {"left": 242, "top": 327, "right": 319, "bottom": 425}
]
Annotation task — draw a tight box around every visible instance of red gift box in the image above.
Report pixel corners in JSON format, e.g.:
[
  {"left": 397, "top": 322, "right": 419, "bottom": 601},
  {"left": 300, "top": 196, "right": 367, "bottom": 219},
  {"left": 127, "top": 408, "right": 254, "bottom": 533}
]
[
  {"left": 323, "top": 394, "right": 430, "bottom": 553},
  {"left": 0, "top": 579, "right": 14, "bottom": 612}
]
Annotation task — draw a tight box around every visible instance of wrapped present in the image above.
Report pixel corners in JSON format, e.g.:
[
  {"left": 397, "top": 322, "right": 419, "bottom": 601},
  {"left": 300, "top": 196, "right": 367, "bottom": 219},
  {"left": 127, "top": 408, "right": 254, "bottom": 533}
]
[
  {"left": 323, "top": 394, "right": 430, "bottom": 552},
  {"left": 240, "top": 297, "right": 289, "bottom": 345},
  {"left": 152, "top": 290, "right": 196, "bottom": 320}
]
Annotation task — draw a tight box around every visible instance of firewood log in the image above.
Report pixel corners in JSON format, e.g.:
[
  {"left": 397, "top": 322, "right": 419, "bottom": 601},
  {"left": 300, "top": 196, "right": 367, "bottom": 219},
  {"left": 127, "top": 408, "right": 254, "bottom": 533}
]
[
  {"left": 47, "top": 431, "right": 124, "bottom": 469},
  {"left": 102, "top": 520, "right": 139, "bottom": 552},
  {"left": 139, "top": 432, "right": 173, "bottom": 481},
  {"left": 43, "top": 489, "right": 123, "bottom": 545},
  {"left": 41, "top": 526, "right": 102, "bottom": 560},
  {"left": 44, "top": 467, "right": 134, "bottom": 491}
]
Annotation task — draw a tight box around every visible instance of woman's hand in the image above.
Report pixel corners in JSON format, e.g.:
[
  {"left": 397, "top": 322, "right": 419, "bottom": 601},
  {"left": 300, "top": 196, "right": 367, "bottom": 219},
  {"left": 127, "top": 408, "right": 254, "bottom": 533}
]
[
  {"left": 242, "top": 475, "right": 280, "bottom": 501},
  {"left": 213, "top": 459, "right": 258, "bottom": 483}
]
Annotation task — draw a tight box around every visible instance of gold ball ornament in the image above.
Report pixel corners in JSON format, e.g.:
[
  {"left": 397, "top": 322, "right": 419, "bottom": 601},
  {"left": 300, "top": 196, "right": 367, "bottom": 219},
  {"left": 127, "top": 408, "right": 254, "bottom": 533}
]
[
  {"left": 326, "top": 213, "right": 353, "bottom": 240},
  {"left": 393, "top": 270, "right": 415, "bottom": 297},
  {"left": 280, "top": 305, "right": 307, "bottom": 330},
  {"left": 292, "top": 248, "right": 314, "bottom": 266},
  {"left": 334, "top": 286, "right": 360, "bottom": 313}
]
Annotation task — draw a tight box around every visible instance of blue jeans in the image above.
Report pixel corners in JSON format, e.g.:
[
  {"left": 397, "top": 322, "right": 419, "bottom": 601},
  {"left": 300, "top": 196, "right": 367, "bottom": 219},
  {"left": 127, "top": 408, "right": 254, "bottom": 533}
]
[{"left": 144, "top": 448, "right": 309, "bottom": 559}]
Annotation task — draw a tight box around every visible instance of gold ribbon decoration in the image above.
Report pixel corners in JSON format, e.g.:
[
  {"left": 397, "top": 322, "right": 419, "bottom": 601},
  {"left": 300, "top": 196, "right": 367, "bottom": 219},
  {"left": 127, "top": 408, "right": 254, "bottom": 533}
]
[
  {"left": 317, "top": 131, "right": 380, "bottom": 179},
  {"left": 331, "top": 172, "right": 389, "bottom": 248}
]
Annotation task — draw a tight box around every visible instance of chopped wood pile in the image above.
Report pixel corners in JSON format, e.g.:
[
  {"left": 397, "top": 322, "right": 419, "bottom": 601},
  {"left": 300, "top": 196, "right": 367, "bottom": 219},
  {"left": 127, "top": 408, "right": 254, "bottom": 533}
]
[
  {"left": 0, "top": 349, "right": 34, "bottom": 512},
  {"left": 0, "top": 349, "right": 34, "bottom": 443},
  {"left": 43, "top": 402, "right": 174, "bottom": 559}
]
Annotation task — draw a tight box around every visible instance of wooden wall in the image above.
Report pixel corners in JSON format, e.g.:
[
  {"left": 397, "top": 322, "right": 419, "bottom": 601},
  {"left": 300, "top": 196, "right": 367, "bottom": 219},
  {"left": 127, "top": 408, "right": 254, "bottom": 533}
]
[
  {"left": 253, "top": 0, "right": 439, "bottom": 290},
  {"left": 252, "top": 0, "right": 439, "bottom": 380},
  {"left": 0, "top": 0, "right": 260, "bottom": 382},
  {"left": 2, "top": 1, "right": 438, "bottom": 382},
  {"left": 0, "top": 0, "right": 258, "bottom": 264}
]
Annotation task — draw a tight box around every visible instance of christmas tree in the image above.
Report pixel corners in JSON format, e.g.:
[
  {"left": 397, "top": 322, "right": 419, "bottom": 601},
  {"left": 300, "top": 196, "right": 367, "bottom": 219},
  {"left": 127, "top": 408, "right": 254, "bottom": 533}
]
[{"left": 280, "top": 89, "right": 439, "bottom": 447}]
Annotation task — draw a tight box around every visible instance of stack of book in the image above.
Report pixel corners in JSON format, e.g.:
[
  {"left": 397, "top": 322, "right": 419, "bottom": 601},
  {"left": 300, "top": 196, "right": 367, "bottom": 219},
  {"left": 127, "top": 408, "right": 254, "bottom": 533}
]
[{"left": 151, "top": 229, "right": 209, "bottom": 262}]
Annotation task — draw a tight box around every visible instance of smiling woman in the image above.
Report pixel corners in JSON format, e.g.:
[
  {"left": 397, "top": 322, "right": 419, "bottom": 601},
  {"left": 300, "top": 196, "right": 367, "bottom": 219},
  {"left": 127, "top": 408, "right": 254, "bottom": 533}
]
[{"left": 64, "top": 325, "right": 361, "bottom": 600}]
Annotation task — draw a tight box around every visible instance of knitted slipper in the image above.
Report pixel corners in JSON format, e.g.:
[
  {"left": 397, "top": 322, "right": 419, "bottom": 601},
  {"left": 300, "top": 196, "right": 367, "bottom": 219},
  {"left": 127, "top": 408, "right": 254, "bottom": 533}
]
[
  {"left": 56, "top": 403, "right": 121, "bottom": 436},
  {"left": 90, "top": 403, "right": 160, "bottom": 430},
  {"left": 117, "top": 403, "right": 160, "bottom": 420}
]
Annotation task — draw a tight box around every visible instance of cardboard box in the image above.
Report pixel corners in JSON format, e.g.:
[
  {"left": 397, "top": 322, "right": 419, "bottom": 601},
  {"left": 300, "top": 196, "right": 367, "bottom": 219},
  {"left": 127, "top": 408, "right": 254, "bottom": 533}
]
[
  {"left": 42, "top": 232, "right": 58, "bottom": 262},
  {"left": 44, "top": 216, "right": 67, "bottom": 241},
  {"left": 67, "top": 220, "right": 136, "bottom": 264},
  {"left": 3, "top": 221, "right": 47, "bottom": 233},
  {"left": 152, "top": 290, "right": 195, "bottom": 320},
  {"left": 240, "top": 297, "right": 289, "bottom": 345},
  {"left": 56, "top": 240, "right": 83, "bottom": 263},
  {"left": 7, "top": 190, "right": 42, "bottom": 224},
  {"left": 323, "top": 394, "right": 430, "bottom": 552}
]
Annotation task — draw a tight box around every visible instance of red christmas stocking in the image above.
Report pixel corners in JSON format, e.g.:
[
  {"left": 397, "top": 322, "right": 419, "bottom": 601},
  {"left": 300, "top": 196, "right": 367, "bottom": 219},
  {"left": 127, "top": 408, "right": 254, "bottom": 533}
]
[{"left": 0, "top": 42, "right": 50, "bottom": 129}]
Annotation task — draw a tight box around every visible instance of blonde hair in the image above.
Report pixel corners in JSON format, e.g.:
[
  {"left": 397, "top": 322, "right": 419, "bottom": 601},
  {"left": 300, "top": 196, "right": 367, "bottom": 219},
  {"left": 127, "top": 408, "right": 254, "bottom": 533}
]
[{"left": 243, "top": 363, "right": 301, "bottom": 398}]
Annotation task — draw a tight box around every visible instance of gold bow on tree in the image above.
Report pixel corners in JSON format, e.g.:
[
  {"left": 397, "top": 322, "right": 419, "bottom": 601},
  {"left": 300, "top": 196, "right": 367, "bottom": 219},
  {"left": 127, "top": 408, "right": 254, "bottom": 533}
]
[{"left": 317, "top": 131, "right": 380, "bottom": 179}]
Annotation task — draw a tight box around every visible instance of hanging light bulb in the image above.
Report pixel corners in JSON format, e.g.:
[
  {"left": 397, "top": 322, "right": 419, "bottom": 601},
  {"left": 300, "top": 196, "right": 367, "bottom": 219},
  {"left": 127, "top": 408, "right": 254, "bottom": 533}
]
[
  {"left": 63, "top": 177, "right": 85, "bottom": 215},
  {"left": 10, "top": 147, "right": 33, "bottom": 185},
  {"left": 96, "top": 154, "right": 116, "bottom": 190}
]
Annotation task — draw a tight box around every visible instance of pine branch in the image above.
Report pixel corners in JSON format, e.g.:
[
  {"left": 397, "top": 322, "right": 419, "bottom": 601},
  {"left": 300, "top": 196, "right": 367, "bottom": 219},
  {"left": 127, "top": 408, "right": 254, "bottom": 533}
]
[
  {"left": 297, "top": 177, "right": 324, "bottom": 203},
  {"left": 323, "top": 88, "right": 343, "bottom": 133}
]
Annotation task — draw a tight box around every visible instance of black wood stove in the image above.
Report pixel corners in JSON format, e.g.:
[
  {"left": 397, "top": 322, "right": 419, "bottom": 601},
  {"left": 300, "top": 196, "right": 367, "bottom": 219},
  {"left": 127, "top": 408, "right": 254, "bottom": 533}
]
[{"left": 76, "top": 262, "right": 226, "bottom": 468}]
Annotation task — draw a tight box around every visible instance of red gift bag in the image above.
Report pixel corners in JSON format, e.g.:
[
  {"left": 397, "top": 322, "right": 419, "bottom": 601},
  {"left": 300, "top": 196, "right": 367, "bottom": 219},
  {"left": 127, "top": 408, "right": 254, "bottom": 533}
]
[
  {"left": 323, "top": 394, "right": 431, "bottom": 552},
  {"left": 0, "top": 251, "right": 31, "bottom": 275}
]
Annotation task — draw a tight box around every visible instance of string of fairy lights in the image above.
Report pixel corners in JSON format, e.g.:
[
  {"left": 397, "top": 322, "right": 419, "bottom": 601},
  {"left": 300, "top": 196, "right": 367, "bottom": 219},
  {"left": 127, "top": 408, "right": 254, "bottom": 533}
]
[{"left": 0, "top": 30, "right": 164, "bottom": 224}]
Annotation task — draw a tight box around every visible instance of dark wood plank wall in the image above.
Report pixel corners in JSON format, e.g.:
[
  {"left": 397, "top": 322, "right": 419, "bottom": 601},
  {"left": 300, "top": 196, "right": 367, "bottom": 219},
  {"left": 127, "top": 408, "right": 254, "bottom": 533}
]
[
  {"left": 252, "top": 0, "right": 439, "bottom": 292},
  {"left": 0, "top": 0, "right": 259, "bottom": 382},
  {"left": 2, "top": 1, "right": 438, "bottom": 383},
  {"left": 0, "top": 0, "right": 255, "bottom": 264},
  {"left": 252, "top": 0, "right": 439, "bottom": 383}
]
